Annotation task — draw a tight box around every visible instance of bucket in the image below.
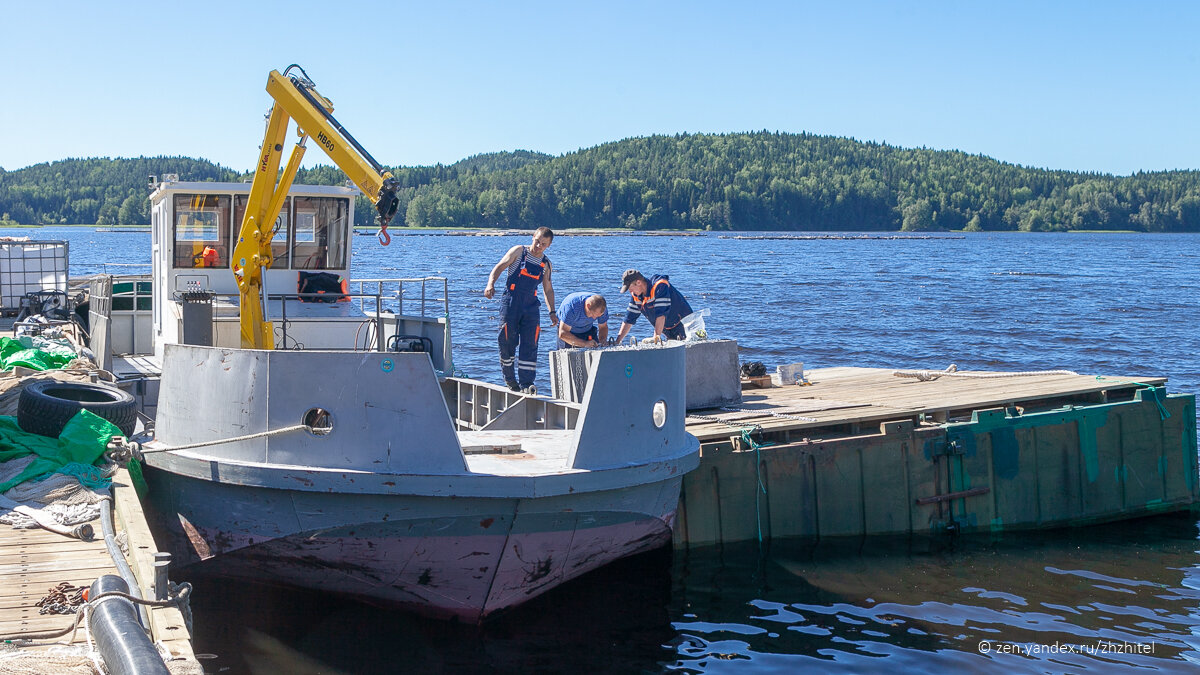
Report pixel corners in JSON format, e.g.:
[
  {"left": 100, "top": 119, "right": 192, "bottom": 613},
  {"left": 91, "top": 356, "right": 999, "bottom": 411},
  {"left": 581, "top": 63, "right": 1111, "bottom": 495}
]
[{"left": 680, "top": 309, "right": 711, "bottom": 340}]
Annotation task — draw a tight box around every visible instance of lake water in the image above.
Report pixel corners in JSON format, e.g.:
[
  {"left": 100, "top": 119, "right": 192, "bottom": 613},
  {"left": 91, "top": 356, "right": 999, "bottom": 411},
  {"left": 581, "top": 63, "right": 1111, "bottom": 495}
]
[{"left": 9, "top": 226, "right": 1200, "bottom": 672}]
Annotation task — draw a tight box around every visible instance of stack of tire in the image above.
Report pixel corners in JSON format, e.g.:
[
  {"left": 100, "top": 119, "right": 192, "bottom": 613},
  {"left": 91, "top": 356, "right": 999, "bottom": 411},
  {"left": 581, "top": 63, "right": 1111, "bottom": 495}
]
[{"left": 17, "top": 380, "right": 137, "bottom": 439}]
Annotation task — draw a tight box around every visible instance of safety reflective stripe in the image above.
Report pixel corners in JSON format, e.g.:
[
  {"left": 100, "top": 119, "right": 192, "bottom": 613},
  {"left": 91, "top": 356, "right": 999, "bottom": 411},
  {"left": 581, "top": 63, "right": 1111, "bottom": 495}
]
[{"left": 519, "top": 267, "right": 542, "bottom": 281}]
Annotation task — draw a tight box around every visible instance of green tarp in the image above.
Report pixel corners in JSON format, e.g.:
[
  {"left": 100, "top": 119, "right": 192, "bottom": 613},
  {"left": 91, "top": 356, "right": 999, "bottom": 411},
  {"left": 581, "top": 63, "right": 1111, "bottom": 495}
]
[
  {"left": 0, "top": 336, "right": 77, "bottom": 371},
  {"left": 0, "top": 410, "right": 120, "bottom": 492}
]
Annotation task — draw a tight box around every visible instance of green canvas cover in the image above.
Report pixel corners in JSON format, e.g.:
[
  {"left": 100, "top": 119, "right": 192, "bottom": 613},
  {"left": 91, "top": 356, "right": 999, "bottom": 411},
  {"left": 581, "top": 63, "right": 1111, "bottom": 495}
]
[
  {"left": 0, "top": 410, "right": 120, "bottom": 492},
  {"left": 0, "top": 336, "right": 77, "bottom": 371}
]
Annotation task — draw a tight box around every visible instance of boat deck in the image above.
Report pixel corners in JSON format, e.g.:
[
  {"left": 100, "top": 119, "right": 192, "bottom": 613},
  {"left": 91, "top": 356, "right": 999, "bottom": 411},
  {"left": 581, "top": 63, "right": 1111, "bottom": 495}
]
[
  {"left": 460, "top": 430, "right": 577, "bottom": 475},
  {"left": 683, "top": 366, "right": 1167, "bottom": 442}
]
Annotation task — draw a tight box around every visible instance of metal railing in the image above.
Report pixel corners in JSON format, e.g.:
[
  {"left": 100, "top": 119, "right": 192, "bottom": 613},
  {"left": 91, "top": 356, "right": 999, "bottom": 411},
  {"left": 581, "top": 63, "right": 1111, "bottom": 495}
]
[
  {"left": 194, "top": 277, "right": 450, "bottom": 353},
  {"left": 350, "top": 277, "right": 449, "bottom": 319}
]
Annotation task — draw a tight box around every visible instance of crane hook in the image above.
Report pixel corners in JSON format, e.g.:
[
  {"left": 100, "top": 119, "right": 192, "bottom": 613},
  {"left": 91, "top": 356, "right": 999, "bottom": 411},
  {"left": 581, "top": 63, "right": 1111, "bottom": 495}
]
[{"left": 377, "top": 225, "right": 391, "bottom": 246}]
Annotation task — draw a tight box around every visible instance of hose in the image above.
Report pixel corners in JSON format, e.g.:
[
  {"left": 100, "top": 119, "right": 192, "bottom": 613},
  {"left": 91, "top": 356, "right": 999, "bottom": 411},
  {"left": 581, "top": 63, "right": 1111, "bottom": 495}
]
[{"left": 100, "top": 495, "right": 150, "bottom": 631}]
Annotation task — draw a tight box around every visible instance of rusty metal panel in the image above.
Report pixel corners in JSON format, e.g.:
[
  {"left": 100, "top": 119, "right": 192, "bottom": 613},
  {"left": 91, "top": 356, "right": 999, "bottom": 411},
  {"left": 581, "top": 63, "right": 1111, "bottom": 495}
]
[
  {"left": 811, "top": 441, "right": 865, "bottom": 538},
  {"left": 675, "top": 447, "right": 730, "bottom": 547},
  {"left": 860, "top": 437, "right": 915, "bottom": 537},
  {"left": 1034, "top": 421, "right": 1083, "bottom": 527},
  {"left": 762, "top": 444, "right": 817, "bottom": 540},
  {"left": 1164, "top": 395, "right": 1198, "bottom": 502},
  {"left": 1116, "top": 400, "right": 1168, "bottom": 510},
  {"left": 1081, "top": 405, "right": 1125, "bottom": 518}
]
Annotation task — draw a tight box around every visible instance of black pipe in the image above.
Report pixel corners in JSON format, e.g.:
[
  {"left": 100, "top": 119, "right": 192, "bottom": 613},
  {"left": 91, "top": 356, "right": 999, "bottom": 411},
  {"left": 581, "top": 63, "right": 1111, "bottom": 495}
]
[{"left": 89, "top": 575, "right": 170, "bottom": 675}]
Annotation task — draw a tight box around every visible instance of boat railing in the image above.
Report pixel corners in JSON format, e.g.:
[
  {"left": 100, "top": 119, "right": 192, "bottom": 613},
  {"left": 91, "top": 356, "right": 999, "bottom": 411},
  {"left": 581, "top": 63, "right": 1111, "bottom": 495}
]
[
  {"left": 187, "top": 280, "right": 449, "bottom": 358},
  {"left": 193, "top": 290, "right": 403, "bottom": 352},
  {"left": 350, "top": 277, "right": 449, "bottom": 319}
]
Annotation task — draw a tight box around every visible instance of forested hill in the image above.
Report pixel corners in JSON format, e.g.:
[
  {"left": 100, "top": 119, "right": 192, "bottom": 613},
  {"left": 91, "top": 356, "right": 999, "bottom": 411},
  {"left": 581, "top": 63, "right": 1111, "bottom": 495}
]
[{"left": 3, "top": 133, "right": 1200, "bottom": 232}]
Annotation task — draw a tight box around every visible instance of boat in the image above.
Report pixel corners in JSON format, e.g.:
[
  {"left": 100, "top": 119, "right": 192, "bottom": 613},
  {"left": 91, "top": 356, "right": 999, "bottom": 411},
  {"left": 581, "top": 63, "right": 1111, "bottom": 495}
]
[{"left": 97, "top": 179, "right": 698, "bottom": 622}]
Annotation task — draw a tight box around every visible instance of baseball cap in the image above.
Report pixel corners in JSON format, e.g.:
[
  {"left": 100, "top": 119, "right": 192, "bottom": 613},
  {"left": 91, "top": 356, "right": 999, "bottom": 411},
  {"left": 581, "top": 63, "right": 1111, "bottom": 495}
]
[{"left": 619, "top": 269, "right": 645, "bottom": 293}]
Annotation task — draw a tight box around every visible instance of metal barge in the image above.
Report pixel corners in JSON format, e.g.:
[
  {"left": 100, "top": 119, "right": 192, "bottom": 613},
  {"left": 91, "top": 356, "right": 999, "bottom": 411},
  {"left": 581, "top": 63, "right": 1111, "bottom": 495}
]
[{"left": 673, "top": 366, "right": 1197, "bottom": 546}]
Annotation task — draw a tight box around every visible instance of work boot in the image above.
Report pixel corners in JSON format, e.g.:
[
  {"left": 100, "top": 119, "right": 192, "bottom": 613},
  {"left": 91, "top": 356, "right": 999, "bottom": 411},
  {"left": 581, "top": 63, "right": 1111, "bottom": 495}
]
[
  {"left": 521, "top": 385, "right": 537, "bottom": 396},
  {"left": 506, "top": 381, "right": 520, "bottom": 392}
]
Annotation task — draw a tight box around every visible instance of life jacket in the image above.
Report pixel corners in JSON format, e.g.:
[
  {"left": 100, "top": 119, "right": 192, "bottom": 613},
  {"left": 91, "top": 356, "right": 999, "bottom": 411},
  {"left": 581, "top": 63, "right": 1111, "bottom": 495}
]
[
  {"left": 633, "top": 274, "right": 692, "bottom": 331},
  {"left": 503, "top": 246, "right": 547, "bottom": 299},
  {"left": 197, "top": 246, "right": 218, "bottom": 267}
]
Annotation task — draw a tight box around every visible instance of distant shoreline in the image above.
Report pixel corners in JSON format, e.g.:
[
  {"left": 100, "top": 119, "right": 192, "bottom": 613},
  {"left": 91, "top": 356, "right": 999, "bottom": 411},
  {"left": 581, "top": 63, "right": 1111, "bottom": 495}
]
[{"left": 0, "top": 223, "right": 1178, "bottom": 236}]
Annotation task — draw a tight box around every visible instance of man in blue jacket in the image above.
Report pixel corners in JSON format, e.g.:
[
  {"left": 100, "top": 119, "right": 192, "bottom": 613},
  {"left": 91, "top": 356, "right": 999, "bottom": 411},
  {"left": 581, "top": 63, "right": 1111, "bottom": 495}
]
[{"left": 613, "top": 269, "right": 693, "bottom": 344}]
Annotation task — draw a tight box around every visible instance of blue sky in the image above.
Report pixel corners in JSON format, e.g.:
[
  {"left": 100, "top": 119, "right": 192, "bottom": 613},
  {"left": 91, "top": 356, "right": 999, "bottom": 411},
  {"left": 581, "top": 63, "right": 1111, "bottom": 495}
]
[{"left": 1, "top": 1, "right": 1196, "bottom": 175}]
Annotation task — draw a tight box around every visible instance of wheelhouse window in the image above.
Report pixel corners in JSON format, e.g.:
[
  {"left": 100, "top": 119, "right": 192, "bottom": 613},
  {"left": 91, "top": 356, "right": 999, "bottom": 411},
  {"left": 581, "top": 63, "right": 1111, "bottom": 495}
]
[
  {"left": 173, "top": 195, "right": 231, "bottom": 269},
  {"left": 234, "top": 195, "right": 291, "bottom": 268},
  {"left": 292, "top": 197, "right": 348, "bottom": 269}
]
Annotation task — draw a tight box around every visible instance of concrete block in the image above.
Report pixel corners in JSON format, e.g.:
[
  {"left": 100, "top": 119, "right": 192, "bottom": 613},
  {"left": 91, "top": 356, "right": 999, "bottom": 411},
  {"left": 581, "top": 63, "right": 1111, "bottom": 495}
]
[{"left": 549, "top": 339, "right": 741, "bottom": 410}]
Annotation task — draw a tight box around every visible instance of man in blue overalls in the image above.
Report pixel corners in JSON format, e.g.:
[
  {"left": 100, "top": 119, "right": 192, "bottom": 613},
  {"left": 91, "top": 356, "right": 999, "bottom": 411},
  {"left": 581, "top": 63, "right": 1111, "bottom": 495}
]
[
  {"left": 483, "top": 227, "right": 557, "bottom": 394},
  {"left": 613, "top": 269, "right": 693, "bottom": 344}
]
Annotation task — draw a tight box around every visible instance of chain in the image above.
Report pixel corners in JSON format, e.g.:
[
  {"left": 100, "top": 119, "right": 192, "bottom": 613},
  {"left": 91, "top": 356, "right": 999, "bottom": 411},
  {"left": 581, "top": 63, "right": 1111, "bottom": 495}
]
[{"left": 36, "top": 582, "right": 87, "bottom": 615}]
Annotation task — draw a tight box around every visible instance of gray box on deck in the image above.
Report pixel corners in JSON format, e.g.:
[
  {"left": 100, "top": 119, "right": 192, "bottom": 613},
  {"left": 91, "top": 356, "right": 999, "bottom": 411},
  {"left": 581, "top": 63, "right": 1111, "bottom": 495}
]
[{"left": 549, "top": 339, "right": 741, "bottom": 411}]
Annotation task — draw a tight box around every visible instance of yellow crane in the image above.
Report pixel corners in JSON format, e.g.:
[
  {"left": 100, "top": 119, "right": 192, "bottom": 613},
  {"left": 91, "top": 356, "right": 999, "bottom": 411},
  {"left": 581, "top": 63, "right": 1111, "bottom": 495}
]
[{"left": 231, "top": 65, "right": 400, "bottom": 349}]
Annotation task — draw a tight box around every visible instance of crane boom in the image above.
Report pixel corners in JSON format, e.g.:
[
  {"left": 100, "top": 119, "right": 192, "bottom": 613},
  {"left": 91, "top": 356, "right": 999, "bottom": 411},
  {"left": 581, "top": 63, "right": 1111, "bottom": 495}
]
[{"left": 231, "top": 66, "right": 400, "bottom": 349}]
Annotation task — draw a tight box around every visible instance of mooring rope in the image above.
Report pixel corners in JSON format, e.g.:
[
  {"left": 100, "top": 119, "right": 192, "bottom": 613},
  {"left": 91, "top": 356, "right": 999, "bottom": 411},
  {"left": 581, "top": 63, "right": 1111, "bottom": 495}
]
[{"left": 106, "top": 425, "right": 312, "bottom": 463}]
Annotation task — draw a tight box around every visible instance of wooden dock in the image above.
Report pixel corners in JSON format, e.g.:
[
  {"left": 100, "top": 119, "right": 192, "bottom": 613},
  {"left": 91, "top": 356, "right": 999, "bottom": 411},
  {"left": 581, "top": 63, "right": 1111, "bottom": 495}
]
[
  {"left": 677, "top": 367, "right": 1197, "bottom": 547},
  {"left": 0, "top": 468, "right": 201, "bottom": 673}
]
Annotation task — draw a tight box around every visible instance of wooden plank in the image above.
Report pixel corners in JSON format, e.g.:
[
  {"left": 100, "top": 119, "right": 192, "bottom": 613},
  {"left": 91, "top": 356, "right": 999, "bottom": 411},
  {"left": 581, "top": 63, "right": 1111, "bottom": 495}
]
[
  {"left": 112, "top": 467, "right": 200, "bottom": 669},
  {"left": 0, "top": 547, "right": 114, "bottom": 566}
]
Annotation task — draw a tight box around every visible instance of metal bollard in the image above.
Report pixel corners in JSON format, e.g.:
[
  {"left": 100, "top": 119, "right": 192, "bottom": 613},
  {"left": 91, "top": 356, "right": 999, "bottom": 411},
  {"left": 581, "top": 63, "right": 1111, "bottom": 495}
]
[{"left": 152, "top": 552, "right": 171, "bottom": 601}]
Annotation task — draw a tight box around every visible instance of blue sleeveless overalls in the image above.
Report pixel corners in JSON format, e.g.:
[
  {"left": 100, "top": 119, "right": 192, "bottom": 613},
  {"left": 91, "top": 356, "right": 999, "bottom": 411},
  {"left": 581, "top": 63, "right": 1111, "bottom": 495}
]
[{"left": 498, "top": 247, "right": 546, "bottom": 388}]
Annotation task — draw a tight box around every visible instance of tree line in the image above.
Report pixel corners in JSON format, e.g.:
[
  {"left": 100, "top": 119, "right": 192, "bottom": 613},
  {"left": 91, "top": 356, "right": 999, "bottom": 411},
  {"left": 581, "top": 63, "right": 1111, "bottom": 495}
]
[{"left": 3, "top": 133, "right": 1199, "bottom": 232}]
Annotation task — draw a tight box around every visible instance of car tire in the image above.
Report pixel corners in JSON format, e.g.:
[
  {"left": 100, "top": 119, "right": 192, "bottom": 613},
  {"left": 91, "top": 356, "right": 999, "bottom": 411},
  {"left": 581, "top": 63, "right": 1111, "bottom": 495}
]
[{"left": 17, "top": 380, "right": 138, "bottom": 438}]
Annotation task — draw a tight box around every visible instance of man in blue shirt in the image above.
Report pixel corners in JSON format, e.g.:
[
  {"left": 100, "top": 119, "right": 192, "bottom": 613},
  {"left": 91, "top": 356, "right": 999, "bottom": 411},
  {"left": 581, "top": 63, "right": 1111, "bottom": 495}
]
[
  {"left": 556, "top": 292, "right": 609, "bottom": 348},
  {"left": 614, "top": 269, "right": 694, "bottom": 343}
]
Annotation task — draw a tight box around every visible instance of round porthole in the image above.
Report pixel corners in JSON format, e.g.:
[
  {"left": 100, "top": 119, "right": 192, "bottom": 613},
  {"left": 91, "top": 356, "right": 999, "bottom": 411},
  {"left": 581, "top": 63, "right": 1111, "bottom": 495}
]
[
  {"left": 303, "top": 408, "right": 333, "bottom": 436},
  {"left": 652, "top": 400, "right": 668, "bottom": 428}
]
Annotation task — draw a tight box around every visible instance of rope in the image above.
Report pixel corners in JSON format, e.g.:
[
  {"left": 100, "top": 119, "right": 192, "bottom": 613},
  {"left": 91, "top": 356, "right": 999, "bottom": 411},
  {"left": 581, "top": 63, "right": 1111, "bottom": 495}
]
[
  {"left": 720, "top": 405, "right": 818, "bottom": 423},
  {"left": 107, "top": 424, "right": 311, "bottom": 462},
  {"left": 0, "top": 584, "right": 193, "bottom": 643},
  {"left": 1121, "top": 380, "right": 1172, "bottom": 420},
  {"left": 893, "top": 364, "right": 1078, "bottom": 382}
]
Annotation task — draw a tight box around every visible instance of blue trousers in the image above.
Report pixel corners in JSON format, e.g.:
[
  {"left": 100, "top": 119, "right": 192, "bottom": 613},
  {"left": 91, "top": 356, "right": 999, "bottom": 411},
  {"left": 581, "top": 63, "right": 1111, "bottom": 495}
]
[
  {"left": 498, "top": 293, "right": 540, "bottom": 387},
  {"left": 557, "top": 325, "right": 598, "bottom": 349}
]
